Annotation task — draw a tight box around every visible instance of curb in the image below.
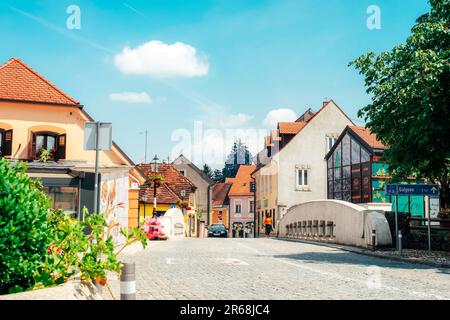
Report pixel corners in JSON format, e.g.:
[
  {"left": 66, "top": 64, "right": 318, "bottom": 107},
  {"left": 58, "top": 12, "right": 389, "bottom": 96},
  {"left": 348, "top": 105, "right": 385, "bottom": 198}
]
[{"left": 275, "top": 237, "right": 450, "bottom": 269}]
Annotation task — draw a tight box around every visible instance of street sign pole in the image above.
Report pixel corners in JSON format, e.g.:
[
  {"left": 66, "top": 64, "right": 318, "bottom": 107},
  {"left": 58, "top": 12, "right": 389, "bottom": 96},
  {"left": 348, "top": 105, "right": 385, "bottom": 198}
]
[
  {"left": 395, "top": 195, "right": 399, "bottom": 251},
  {"left": 426, "top": 196, "right": 431, "bottom": 252},
  {"left": 93, "top": 122, "right": 100, "bottom": 214},
  {"left": 386, "top": 183, "right": 440, "bottom": 252},
  {"left": 84, "top": 121, "right": 112, "bottom": 215}
]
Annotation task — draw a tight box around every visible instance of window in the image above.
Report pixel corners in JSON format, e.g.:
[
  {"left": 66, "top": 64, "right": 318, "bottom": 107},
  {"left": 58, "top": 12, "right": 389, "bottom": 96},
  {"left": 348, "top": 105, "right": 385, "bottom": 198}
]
[
  {"left": 179, "top": 169, "right": 186, "bottom": 177},
  {"left": 44, "top": 186, "right": 78, "bottom": 218},
  {"left": 249, "top": 200, "right": 255, "bottom": 213},
  {"left": 31, "top": 131, "right": 66, "bottom": 161},
  {"left": 326, "top": 136, "right": 338, "bottom": 153},
  {"left": 296, "top": 169, "right": 309, "bottom": 188},
  {"left": 0, "top": 129, "right": 13, "bottom": 157},
  {"left": 250, "top": 181, "right": 255, "bottom": 193},
  {"left": 235, "top": 200, "right": 242, "bottom": 213}
]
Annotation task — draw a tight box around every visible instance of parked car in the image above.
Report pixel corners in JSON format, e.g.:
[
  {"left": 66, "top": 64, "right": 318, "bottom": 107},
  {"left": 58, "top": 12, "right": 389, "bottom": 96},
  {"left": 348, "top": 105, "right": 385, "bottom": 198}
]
[{"left": 208, "top": 224, "right": 228, "bottom": 238}]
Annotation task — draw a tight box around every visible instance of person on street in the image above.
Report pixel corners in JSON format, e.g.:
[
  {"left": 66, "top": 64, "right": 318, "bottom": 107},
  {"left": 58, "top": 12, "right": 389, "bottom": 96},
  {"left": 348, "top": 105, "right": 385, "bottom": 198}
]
[{"left": 263, "top": 214, "right": 273, "bottom": 237}]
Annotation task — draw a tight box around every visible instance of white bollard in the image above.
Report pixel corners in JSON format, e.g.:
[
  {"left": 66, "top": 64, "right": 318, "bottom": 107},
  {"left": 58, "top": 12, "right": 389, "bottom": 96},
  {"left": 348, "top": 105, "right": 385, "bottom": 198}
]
[{"left": 120, "top": 262, "right": 136, "bottom": 300}]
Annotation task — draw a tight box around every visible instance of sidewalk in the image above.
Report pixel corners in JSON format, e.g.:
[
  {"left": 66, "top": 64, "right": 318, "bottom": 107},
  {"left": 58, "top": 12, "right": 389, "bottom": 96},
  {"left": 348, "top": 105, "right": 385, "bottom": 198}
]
[
  {"left": 277, "top": 237, "right": 450, "bottom": 269},
  {"left": 101, "top": 239, "right": 166, "bottom": 300}
]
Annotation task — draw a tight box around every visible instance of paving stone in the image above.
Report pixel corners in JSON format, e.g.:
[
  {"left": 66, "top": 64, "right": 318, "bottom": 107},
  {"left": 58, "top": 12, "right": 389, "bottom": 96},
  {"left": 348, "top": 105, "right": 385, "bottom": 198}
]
[{"left": 104, "top": 238, "right": 450, "bottom": 300}]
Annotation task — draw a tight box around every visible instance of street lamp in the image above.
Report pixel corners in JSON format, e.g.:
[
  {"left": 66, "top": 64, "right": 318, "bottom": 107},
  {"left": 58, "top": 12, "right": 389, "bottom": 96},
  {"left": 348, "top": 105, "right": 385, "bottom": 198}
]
[{"left": 152, "top": 154, "right": 160, "bottom": 217}]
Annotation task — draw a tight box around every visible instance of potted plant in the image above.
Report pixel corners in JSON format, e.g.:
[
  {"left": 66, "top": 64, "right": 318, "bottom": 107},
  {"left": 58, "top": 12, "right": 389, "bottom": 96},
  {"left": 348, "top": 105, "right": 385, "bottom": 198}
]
[
  {"left": 177, "top": 200, "right": 189, "bottom": 209},
  {"left": 438, "top": 209, "right": 450, "bottom": 228},
  {"left": 37, "top": 147, "right": 56, "bottom": 163},
  {"left": 148, "top": 173, "right": 164, "bottom": 186}
]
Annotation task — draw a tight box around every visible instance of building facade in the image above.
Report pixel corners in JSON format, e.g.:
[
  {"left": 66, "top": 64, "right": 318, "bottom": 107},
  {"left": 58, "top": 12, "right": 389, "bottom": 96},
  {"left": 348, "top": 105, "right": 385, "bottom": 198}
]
[
  {"left": 211, "top": 182, "right": 232, "bottom": 229},
  {"left": 172, "top": 154, "right": 214, "bottom": 224},
  {"left": 228, "top": 165, "right": 256, "bottom": 238},
  {"left": 253, "top": 100, "right": 354, "bottom": 234},
  {"left": 0, "top": 57, "right": 145, "bottom": 233},
  {"left": 325, "top": 125, "right": 425, "bottom": 216},
  {"left": 138, "top": 162, "right": 199, "bottom": 237}
]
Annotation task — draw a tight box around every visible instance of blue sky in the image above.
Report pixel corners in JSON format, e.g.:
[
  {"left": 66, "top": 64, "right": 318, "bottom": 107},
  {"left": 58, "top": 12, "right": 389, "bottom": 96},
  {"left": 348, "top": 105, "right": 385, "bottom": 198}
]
[{"left": 0, "top": 0, "right": 430, "bottom": 167}]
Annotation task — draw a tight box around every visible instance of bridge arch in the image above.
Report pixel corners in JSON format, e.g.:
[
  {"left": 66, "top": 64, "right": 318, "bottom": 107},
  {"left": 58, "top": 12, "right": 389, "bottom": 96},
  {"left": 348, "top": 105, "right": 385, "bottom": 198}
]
[{"left": 279, "top": 200, "right": 392, "bottom": 248}]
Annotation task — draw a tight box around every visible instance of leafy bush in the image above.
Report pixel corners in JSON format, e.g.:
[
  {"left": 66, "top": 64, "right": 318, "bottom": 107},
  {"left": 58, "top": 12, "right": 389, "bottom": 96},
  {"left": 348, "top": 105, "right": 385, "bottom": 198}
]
[
  {"left": 0, "top": 158, "right": 51, "bottom": 294},
  {"left": 438, "top": 209, "right": 450, "bottom": 219},
  {"left": 34, "top": 208, "right": 147, "bottom": 290}
]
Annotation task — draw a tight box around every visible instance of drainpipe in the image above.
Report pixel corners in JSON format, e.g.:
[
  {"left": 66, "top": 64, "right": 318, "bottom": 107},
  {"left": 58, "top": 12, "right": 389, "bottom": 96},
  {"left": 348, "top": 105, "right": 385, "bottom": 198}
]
[
  {"left": 207, "top": 183, "right": 216, "bottom": 227},
  {"left": 253, "top": 181, "right": 257, "bottom": 238}
]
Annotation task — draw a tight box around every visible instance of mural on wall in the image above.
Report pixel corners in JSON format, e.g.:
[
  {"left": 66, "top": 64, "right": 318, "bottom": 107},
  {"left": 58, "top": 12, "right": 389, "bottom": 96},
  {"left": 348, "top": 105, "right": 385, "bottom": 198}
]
[{"left": 100, "top": 172, "right": 129, "bottom": 242}]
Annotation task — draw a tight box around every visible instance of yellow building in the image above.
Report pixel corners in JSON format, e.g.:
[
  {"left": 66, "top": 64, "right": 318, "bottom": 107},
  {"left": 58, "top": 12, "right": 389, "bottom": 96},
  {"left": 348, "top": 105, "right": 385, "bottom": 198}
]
[{"left": 0, "top": 57, "right": 146, "bottom": 230}]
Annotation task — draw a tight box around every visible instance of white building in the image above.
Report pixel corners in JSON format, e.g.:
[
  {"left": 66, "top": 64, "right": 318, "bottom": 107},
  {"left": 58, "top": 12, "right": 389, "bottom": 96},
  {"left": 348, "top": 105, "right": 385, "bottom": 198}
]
[{"left": 253, "top": 100, "right": 354, "bottom": 233}]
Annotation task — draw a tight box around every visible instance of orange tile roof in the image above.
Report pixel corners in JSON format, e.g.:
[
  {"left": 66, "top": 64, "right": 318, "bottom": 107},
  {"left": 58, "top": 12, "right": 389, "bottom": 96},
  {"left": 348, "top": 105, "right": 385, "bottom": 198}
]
[
  {"left": 349, "top": 126, "right": 385, "bottom": 149},
  {"left": 225, "top": 177, "right": 235, "bottom": 183},
  {"left": 212, "top": 183, "right": 232, "bottom": 206},
  {"left": 138, "top": 163, "right": 196, "bottom": 203},
  {"left": 278, "top": 121, "right": 306, "bottom": 135},
  {"left": 228, "top": 165, "right": 256, "bottom": 197},
  {"left": 0, "top": 58, "right": 79, "bottom": 106}
]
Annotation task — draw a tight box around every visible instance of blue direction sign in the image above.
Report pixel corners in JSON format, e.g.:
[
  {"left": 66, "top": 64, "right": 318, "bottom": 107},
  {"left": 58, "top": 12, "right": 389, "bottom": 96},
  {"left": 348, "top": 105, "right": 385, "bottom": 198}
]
[{"left": 385, "top": 184, "right": 440, "bottom": 196}]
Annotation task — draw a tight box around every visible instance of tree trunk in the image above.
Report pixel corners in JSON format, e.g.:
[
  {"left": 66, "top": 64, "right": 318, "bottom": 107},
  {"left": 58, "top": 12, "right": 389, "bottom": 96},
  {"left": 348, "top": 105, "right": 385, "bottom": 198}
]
[{"left": 440, "top": 177, "right": 450, "bottom": 210}]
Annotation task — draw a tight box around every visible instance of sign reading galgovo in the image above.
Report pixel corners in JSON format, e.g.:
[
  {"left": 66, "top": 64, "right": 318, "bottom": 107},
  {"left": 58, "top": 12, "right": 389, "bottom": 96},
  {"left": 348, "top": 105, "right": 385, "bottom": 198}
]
[{"left": 385, "top": 184, "right": 440, "bottom": 196}]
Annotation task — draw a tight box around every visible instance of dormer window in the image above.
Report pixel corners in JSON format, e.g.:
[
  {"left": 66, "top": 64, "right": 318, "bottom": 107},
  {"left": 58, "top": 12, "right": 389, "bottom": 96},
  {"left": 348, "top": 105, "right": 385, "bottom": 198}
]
[{"left": 31, "top": 131, "right": 66, "bottom": 161}]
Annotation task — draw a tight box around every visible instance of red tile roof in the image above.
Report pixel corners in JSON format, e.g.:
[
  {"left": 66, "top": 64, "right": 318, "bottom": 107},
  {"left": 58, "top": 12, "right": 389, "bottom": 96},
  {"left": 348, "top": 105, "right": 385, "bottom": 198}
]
[
  {"left": 212, "top": 183, "right": 232, "bottom": 206},
  {"left": 139, "top": 182, "right": 181, "bottom": 204},
  {"left": 349, "top": 126, "right": 385, "bottom": 149},
  {"left": 278, "top": 122, "right": 306, "bottom": 135},
  {"left": 0, "top": 58, "right": 79, "bottom": 106},
  {"left": 138, "top": 163, "right": 197, "bottom": 204},
  {"left": 228, "top": 165, "right": 256, "bottom": 197}
]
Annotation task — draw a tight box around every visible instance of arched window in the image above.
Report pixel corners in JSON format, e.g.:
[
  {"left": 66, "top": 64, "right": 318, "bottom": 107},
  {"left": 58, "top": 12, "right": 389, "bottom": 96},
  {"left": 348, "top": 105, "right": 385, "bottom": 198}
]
[
  {"left": 0, "top": 128, "right": 13, "bottom": 157},
  {"left": 31, "top": 131, "right": 66, "bottom": 161}
]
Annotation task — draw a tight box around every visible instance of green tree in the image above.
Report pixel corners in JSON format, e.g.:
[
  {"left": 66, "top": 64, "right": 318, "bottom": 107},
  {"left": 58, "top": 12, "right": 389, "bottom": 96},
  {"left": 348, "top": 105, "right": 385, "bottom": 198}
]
[
  {"left": 222, "top": 139, "right": 252, "bottom": 179},
  {"left": 202, "top": 163, "right": 213, "bottom": 180},
  {"left": 0, "top": 159, "right": 51, "bottom": 294},
  {"left": 349, "top": 0, "right": 450, "bottom": 209},
  {"left": 212, "top": 169, "right": 224, "bottom": 183}
]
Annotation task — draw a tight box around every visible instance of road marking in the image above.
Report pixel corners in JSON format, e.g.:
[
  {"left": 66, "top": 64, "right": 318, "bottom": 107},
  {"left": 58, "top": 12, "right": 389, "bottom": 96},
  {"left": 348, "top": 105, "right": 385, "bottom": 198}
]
[
  {"left": 214, "top": 258, "right": 249, "bottom": 266},
  {"left": 166, "top": 257, "right": 186, "bottom": 265}
]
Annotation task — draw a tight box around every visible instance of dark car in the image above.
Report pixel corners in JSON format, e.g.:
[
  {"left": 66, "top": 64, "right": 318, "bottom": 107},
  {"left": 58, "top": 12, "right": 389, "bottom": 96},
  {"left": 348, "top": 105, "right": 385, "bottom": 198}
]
[{"left": 208, "top": 224, "right": 228, "bottom": 238}]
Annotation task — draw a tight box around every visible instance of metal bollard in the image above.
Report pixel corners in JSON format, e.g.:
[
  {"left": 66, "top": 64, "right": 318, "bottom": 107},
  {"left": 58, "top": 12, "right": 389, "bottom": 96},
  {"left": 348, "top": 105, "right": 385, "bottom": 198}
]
[
  {"left": 120, "top": 262, "right": 136, "bottom": 300},
  {"left": 371, "top": 229, "right": 376, "bottom": 251},
  {"left": 398, "top": 231, "right": 403, "bottom": 256}
]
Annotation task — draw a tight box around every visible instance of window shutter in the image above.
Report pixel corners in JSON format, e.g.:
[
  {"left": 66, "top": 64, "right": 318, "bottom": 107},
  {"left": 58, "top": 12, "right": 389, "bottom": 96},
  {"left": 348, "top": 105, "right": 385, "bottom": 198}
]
[
  {"left": 56, "top": 134, "right": 66, "bottom": 160},
  {"left": 4, "top": 129, "right": 13, "bottom": 156},
  {"left": 30, "top": 132, "right": 37, "bottom": 160}
]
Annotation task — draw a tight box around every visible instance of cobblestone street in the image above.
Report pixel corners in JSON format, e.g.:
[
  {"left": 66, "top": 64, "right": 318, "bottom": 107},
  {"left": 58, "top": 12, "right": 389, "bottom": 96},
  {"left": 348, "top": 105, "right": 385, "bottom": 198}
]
[{"left": 112, "top": 238, "right": 450, "bottom": 300}]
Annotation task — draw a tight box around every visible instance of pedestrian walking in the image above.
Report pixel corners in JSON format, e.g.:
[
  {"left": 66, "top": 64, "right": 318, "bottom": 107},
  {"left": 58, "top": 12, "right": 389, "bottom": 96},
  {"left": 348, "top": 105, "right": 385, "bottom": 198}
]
[{"left": 263, "top": 214, "right": 273, "bottom": 237}]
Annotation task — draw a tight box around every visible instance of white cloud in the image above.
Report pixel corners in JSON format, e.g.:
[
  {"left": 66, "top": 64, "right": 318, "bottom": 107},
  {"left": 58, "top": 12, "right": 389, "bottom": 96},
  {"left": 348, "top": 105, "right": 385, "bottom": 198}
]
[
  {"left": 109, "top": 92, "right": 152, "bottom": 104},
  {"left": 222, "top": 113, "right": 254, "bottom": 128},
  {"left": 263, "top": 108, "right": 297, "bottom": 128},
  {"left": 114, "top": 40, "right": 209, "bottom": 78}
]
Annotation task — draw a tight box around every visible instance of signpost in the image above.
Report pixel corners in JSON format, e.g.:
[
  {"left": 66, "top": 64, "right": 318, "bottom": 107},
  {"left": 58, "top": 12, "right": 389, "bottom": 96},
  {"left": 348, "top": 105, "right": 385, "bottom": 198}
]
[
  {"left": 385, "top": 184, "right": 440, "bottom": 252},
  {"left": 84, "top": 122, "right": 112, "bottom": 214}
]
